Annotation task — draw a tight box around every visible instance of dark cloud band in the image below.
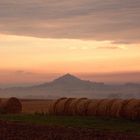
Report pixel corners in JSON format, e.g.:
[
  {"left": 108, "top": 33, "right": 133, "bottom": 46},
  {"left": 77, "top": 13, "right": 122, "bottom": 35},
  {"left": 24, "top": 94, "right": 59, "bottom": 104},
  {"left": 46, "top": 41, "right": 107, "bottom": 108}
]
[{"left": 0, "top": 0, "right": 139, "bottom": 43}]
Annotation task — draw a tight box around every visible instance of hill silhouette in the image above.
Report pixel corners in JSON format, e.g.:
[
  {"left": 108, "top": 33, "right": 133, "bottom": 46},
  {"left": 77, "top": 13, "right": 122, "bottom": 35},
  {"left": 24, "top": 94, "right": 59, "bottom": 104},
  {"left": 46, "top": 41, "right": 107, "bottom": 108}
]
[
  {"left": 36, "top": 73, "right": 100, "bottom": 88},
  {"left": 0, "top": 74, "right": 140, "bottom": 99}
]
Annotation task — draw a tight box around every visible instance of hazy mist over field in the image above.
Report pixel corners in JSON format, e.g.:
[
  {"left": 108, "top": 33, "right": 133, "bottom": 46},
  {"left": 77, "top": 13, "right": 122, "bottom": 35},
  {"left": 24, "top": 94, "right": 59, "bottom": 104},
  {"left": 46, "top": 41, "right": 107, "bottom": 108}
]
[
  {"left": 0, "top": 0, "right": 140, "bottom": 99},
  {"left": 0, "top": 74, "right": 140, "bottom": 99}
]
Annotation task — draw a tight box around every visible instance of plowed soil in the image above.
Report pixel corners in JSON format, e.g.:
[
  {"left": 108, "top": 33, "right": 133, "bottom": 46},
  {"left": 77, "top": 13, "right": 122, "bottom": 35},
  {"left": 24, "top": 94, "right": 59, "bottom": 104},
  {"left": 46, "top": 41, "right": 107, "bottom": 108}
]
[{"left": 0, "top": 121, "right": 140, "bottom": 140}]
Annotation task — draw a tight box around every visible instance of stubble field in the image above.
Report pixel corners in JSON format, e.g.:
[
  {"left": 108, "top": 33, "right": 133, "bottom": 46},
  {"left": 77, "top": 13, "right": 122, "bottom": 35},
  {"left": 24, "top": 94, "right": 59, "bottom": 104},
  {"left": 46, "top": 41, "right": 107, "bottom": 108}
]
[{"left": 0, "top": 98, "right": 140, "bottom": 140}]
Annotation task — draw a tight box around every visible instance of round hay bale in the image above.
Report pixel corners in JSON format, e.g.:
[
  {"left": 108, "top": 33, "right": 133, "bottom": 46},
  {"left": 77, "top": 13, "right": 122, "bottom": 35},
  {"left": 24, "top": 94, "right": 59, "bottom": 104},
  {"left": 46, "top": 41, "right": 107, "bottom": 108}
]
[
  {"left": 119, "top": 99, "right": 134, "bottom": 118},
  {"left": 86, "top": 99, "right": 102, "bottom": 116},
  {"left": 96, "top": 99, "right": 117, "bottom": 117},
  {"left": 122, "top": 99, "right": 140, "bottom": 120},
  {"left": 85, "top": 99, "right": 94, "bottom": 115},
  {"left": 106, "top": 99, "right": 118, "bottom": 116},
  {"left": 68, "top": 98, "right": 87, "bottom": 115},
  {"left": 66, "top": 98, "right": 77, "bottom": 115},
  {"left": 53, "top": 97, "right": 67, "bottom": 115},
  {"left": 76, "top": 99, "right": 91, "bottom": 116},
  {"left": 55, "top": 98, "right": 69, "bottom": 115},
  {"left": 111, "top": 99, "right": 132, "bottom": 118},
  {"left": 137, "top": 102, "right": 140, "bottom": 119},
  {"left": 63, "top": 98, "right": 75, "bottom": 115},
  {"left": 109, "top": 99, "right": 123, "bottom": 118},
  {"left": 0, "top": 97, "right": 22, "bottom": 114}
]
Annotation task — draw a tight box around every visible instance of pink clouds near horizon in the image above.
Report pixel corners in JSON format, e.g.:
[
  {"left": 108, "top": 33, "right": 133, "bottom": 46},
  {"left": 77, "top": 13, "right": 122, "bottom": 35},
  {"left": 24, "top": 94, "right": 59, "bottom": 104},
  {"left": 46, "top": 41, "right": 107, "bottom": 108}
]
[{"left": 0, "top": 0, "right": 140, "bottom": 87}]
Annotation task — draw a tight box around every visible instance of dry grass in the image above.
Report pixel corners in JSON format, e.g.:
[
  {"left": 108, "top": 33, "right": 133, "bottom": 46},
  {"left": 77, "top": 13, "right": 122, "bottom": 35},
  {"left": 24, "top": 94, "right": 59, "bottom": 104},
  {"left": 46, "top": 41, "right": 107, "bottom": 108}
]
[{"left": 21, "top": 99, "right": 52, "bottom": 114}]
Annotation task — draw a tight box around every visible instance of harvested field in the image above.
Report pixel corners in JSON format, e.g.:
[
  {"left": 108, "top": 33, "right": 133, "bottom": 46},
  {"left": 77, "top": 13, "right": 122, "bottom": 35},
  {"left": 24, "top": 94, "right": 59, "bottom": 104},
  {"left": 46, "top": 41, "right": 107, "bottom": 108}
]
[
  {"left": 0, "top": 117, "right": 140, "bottom": 140},
  {"left": 0, "top": 114, "right": 140, "bottom": 134},
  {"left": 21, "top": 99, "right": 52, "bottom": 114}
]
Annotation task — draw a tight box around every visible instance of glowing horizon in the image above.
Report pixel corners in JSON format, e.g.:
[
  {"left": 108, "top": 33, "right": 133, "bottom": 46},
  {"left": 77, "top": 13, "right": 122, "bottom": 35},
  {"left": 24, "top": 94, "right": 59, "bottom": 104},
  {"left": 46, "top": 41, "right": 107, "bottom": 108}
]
[
  {"left": 0, "top": 0, "right": 140, "bottom": 86},
  {"left": 1, "top": 34, "right": 140, "bottom": 73},
  {"left": 0, "top": 34, "right": 140, "bottom": 86}
]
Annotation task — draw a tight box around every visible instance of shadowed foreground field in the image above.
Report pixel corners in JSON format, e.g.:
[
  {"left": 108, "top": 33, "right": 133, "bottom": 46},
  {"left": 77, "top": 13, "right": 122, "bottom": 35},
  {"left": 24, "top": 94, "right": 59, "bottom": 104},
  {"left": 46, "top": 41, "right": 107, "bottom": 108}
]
[{"left": 0, "top": 114, "right": 140, "bottom": 140}]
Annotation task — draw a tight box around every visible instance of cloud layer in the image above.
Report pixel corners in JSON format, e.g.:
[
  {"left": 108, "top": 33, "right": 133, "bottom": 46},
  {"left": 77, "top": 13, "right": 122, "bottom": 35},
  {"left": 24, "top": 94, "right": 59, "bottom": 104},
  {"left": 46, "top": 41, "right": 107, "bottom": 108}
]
[{"left": 0, "top": 0, "right": 140, "bottom": 43}]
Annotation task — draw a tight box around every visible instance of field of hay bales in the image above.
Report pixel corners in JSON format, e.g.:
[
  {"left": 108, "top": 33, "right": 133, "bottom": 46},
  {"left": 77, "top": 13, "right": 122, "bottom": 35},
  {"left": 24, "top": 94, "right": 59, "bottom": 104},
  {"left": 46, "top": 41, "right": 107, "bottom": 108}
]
[
  {"left": 48, "top": 97, "right": 140, "bottom": 120},
  {"left": 1, "top": 97, "right": 140, "bottom": 120},
  {"left": 0, "top": 97, "right": 140, "bottom": 139}
]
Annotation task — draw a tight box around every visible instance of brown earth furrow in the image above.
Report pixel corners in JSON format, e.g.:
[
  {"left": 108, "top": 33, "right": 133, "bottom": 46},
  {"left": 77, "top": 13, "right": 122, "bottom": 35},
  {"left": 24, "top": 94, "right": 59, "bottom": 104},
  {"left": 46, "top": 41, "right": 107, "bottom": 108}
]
[{"left": 0, "top": 121, "right": 140, "bottom": 140}]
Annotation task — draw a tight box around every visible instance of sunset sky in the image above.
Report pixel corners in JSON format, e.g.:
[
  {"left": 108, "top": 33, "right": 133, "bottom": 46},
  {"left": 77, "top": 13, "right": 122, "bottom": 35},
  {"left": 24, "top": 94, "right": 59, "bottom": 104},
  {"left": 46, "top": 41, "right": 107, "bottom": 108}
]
[{"left": 0, "top": 0, "right": 140, "bottom": 87}]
